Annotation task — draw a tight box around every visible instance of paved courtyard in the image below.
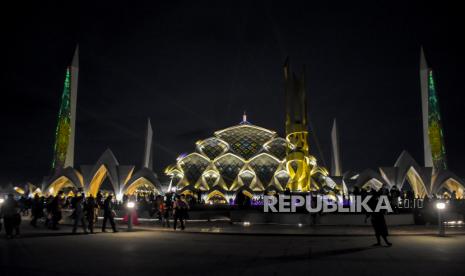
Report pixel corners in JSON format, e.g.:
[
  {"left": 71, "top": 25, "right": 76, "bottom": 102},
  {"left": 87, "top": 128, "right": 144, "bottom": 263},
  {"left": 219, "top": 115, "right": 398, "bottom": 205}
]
[{"left": 1, "top": 223, "right": 465, "bottom": 276}]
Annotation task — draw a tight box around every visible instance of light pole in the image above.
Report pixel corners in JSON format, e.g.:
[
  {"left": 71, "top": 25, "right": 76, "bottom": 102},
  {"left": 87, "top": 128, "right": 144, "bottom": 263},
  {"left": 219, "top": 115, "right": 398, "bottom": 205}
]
[
  {"left": 127, "top": 201, "right": 135, "bottom": 232},
  {"left": 436, "top": 202, "right": 446, "bottom": 237}
]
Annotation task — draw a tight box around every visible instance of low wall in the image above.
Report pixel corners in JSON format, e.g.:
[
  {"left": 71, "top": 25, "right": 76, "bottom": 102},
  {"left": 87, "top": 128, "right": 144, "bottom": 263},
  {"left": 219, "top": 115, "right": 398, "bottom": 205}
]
[
  {"left": 230, "top": 211, "right": 415, "bottom": 226},
  {"left": 63, "top": 208, "right": 463, "bottom": 226}
]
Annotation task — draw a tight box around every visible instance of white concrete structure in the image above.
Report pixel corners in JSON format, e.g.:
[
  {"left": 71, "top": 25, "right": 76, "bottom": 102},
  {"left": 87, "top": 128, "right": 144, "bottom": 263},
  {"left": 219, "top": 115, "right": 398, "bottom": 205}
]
[
  {"left": 330, "top": 118, "right": 342, "bottom": 176},
  {"left": 143, "top": 118, "right": 153, "bottom": 169},
  {"left": 65, "top": 45, "right": 79, "bottom": 168}
]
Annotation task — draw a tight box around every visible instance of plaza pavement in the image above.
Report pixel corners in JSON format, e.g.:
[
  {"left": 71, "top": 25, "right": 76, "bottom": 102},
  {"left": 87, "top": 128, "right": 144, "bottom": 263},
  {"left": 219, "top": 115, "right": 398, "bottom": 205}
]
[
  {"left": 137, "top": 220, "right": 465, "bottom": 236},
  {"left": 1, "top": 220, "right": 465, "bottom": 276}
]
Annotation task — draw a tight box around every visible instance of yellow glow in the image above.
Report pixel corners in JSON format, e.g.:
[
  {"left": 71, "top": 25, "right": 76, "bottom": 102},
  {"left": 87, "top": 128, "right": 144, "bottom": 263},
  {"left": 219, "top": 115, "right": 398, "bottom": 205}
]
[
  {"left": 405, "top": 167, "right": 428, "bottom": 198},
  {"left": 124, "top": 177, "right": 159, "bottom": 195},
  {"left": 75, "top": 171, "right": 84, "bottom": 187},
  {"left": 123, "top": 167, "right": 135, "bottom": 186},
  {"left": 441, "top": 178, "right": 465, "bottom": 199},
  {"left": 88, "top": 165, "right": 108, "bottom": 197},
  {"left": 47, "top": 176, "right": 77, "bottom": 196},
  {"left": 13, "top": 186, "right": 25, "bottom": 195},
  {"left": 242, "top": 190, "right": 253, "bottom": 199},
  {"left": 214, "top": 124, "right": 276, "bottom": 137},
  {"left": 205, "top": 190, "right": 227, "bottom": 201},
  {"left": 180, "top": 190, "right": 194, "bottom": 196}
]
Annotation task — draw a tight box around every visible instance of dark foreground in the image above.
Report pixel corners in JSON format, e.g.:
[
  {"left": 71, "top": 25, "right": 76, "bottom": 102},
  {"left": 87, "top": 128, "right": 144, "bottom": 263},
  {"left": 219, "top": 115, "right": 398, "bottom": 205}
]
[{"left": 1, "top": 225, "right": 465, "bottom": 276}]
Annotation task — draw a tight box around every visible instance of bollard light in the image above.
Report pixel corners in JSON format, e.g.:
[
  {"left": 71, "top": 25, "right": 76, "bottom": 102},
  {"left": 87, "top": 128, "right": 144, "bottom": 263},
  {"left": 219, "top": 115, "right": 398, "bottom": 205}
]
[
  {"left": 127, "top": 201, "right": 135, "bottom": 232},
  {"left": 436, "top": 201, "right": 446, "bottom": 237}
]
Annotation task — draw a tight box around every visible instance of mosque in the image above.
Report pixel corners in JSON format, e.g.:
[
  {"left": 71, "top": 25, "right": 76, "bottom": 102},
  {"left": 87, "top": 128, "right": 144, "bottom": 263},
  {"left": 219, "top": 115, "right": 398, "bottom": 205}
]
[{"left": 7, "top": 47, "right": 464, "bottom": 203}]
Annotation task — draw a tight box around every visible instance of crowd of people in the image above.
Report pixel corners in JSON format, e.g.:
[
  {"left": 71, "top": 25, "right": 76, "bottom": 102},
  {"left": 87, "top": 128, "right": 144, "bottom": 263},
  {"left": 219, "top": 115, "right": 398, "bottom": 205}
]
[
  {"left": 2, "top": 186, "right": 464, "bottom": 240},
  {"left": 0, "top": 190, "right": 191, "bottom": 239}
]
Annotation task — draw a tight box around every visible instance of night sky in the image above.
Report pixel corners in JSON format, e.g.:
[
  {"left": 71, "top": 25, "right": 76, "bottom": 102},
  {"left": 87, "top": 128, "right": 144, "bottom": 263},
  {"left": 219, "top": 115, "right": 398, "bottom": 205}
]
[{"left": 2, "top": 1, "right": 464, "bottom": 186}]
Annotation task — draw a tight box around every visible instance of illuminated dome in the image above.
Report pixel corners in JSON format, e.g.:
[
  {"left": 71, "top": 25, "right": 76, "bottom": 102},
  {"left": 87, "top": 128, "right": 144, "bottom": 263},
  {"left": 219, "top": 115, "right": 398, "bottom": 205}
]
[
  {"left": 214, "top": 123, "right": 276, "bottom": 159},
  {"left": 165, "top": 117, "right": 293, "bottom": 202}
]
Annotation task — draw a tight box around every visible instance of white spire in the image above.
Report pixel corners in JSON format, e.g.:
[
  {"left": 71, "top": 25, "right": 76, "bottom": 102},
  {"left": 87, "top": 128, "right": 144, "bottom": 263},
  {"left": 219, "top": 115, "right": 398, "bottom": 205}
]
[
  {"left": 330, "top": 118, "right": 341, "bottom": 176},
  {"left": 419, "top": 46, "right": 433, "bottom": 168},
  {"left": 143, "top": 118, "right": 154, "bottom": 169},
  {"left": 64, "top": 44, "right": 79, "bottom": 168}
]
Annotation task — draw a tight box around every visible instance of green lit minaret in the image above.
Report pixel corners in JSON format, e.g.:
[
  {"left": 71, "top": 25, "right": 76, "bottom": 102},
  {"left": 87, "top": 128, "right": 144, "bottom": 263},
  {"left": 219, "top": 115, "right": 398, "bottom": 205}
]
[
  {"left": 420, "top": 47, "right": 447, "bottom": 173},
  {"left": 52, "top": 46, "right": 79, "bottom": 175}
]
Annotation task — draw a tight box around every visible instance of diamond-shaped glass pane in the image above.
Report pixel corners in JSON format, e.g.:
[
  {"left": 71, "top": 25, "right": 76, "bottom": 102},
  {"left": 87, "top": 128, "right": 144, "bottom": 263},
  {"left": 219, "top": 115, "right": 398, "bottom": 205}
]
[
  {"left": 203, "top": 171, "right": 219, "bottom": 187},
  {"left": 264, "top": 138, "right": 288, "bottom": 160},
  {"left": 275, "top": 171, "right": 290, "bottom": 187},
  {"left": 249, "top": 154, "right": 280, "bottom": 186},
  {"left": 197, "top": 138, "right": 229, "bottom": 160},
  {"left": 239, "top": 171, "right": 255, "bottom": 187},
  {"left": 214, "top": 155, "right": 245, "bottom": 185},
  {"left": 216, "top": 125, "right": 275, "bottom": 160},
  {"left": 180, "top": 154, "right": 210, "bottom": 184}
]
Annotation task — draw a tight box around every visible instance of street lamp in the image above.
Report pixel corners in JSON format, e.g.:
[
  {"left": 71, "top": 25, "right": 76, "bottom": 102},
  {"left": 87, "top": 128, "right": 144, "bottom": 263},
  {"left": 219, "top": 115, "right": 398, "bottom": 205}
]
[
  {"left": 127, "top": 201, "right": 135, "bottom": 232},
  {"left": 436, "top": 202, "right": 446, "bottom": 237}
]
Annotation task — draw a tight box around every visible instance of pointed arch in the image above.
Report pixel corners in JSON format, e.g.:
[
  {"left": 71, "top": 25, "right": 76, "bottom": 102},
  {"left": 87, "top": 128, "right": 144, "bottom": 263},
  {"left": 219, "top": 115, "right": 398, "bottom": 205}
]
[
  {"left": 435, "top": 178, "right": 465, "bottom": 199},
  {"left": 124, "top": 177, "right": 161, "bottom": 195},
  {"left": 47, "top": 176, "right": 78, "bottom": 195},
  {"left": 405, "top": 167, "right": 429, "bottom": 198},
  {"left": 355, "top": 169, "right": 386, "bottom": 191},
  {"left": 361, "top": 178, "right": 384, "bottom": 191},
  {"left": 87, "top": 164, "right": 108, "bottom": 196}
]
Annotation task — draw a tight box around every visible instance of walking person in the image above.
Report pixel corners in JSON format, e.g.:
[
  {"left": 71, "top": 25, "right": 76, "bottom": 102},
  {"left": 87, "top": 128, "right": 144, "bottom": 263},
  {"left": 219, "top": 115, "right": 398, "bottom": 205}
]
[
  {"left": 365, "top": 191, "right": 392, "bottom": 247},
  {"left": 0, "top": 194, "right": 21, "bottom": 239},
  {"left": 85, "top": 196, "right": 98, "bottom": 234},
  {"left": 173, "top": 195, "right": 188, "bottom": 230},
  {"left": 49, "top": 191, "right": 64, "bottom": 230},
  {"left": 72, "top": 195, "right": 88, "bottom": 234},
  {"left": 44, "top": 195, "right": 53, "bottom": 228},
  {"left": 161, "top": 198, "right": 171, "bottom": 228},
  {"left": 18, "top": 195, "right": 28, "bottom": 216},
  {"left": 30, "top": 194, "right": 44, "bottom": 228},
  {"left": 102, "top": 195, "right": 118, "bottom": 233},
  {"left": 96, "top": 191, "right": 103, "bottom": 208}
]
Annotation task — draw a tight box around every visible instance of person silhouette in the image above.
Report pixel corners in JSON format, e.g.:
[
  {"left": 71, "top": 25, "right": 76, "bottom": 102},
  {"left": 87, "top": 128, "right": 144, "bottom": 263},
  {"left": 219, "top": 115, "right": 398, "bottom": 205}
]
[
  {"left": 366, "top": 190, "right": 392, "bottom": 247},
  {"left": 72, "top": 195, "right": 88, "bottom": 234},
  {"left": 102, "top": 195, "right": 118, "bottom": 233}
]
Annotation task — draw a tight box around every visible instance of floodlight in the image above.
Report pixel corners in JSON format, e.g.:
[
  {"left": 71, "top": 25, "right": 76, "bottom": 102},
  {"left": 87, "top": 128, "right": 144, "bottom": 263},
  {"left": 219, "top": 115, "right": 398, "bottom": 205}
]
[{"left": 436, "top": 202, "right": 446, "bottom": 210}]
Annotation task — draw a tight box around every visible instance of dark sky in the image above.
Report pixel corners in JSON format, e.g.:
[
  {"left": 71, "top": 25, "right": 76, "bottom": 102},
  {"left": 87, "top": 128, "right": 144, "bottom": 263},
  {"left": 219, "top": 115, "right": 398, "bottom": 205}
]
[{"left": 2, "top": 1, "right": 464, "bottom": 186}]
